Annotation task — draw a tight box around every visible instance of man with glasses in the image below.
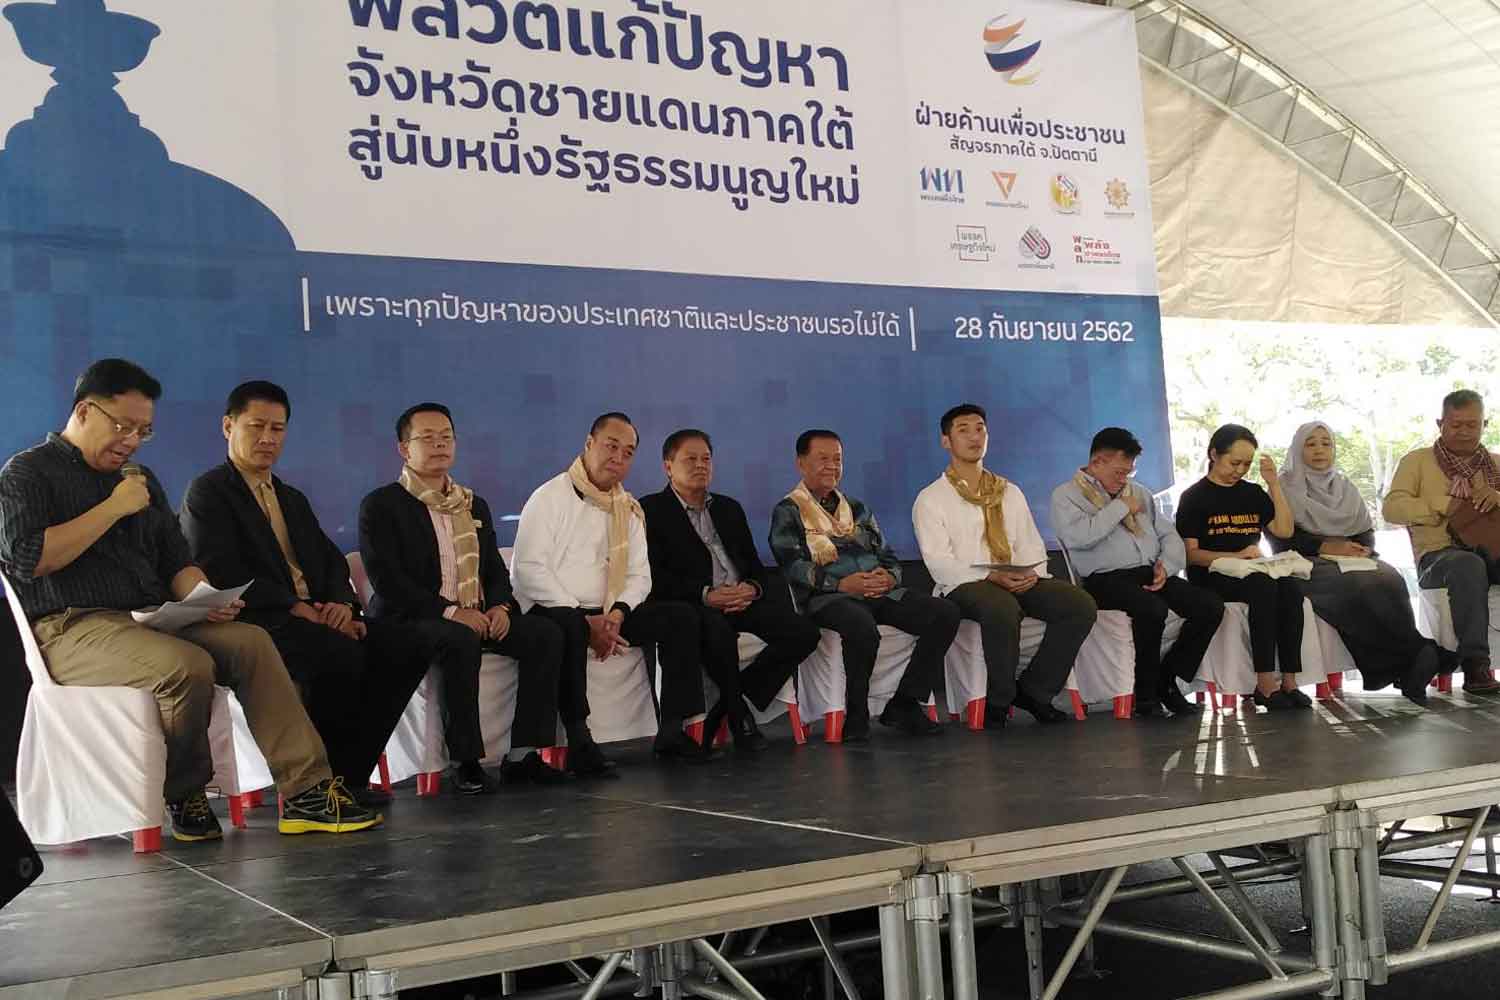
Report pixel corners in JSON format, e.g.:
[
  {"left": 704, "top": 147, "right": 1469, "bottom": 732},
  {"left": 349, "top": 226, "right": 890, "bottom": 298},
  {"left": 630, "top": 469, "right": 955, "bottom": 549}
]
[
  {"left": 1050, "top": 427, "right": 1223, "bottom": 718},
  {"left": 179, "top": 381, "right": 437, "bottom": 806},
  {"left": 0, "top": 359, "right": 380, "bottom": 841},
  {"left": 358, "top": 403, "right": 567, "bottom": 793}
]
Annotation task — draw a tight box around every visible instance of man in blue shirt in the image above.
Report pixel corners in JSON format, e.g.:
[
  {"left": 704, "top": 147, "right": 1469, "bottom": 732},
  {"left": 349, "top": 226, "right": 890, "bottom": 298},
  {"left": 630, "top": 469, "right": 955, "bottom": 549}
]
[{"left": 1050, "top": 428, "right": 1223, "bottom": 717}]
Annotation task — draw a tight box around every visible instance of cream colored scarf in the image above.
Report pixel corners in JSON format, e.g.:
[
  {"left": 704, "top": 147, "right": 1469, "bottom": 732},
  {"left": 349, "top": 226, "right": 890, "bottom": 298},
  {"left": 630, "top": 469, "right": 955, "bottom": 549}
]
[
  {"left": 399, "top": 465, "right": 483, "bottom": 609},
  {"left": 946, "top": 465, "right": 1012, "bottom": 563},
  {"left": 568, "top": 456, "right": 644, "bottom": 608},
  {"left": 1073, "top": 468, "right": 1143, "bottom": 536},
  {"left": 787, "top": 481, "right": 856, "bottom": 566}
]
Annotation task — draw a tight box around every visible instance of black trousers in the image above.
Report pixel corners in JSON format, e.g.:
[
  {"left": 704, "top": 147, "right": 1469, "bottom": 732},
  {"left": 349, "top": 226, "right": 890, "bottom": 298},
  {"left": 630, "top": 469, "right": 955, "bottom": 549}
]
[
  {"left": 699, "top": 598, "right": 822, "bottom": 712},
  {"left": 808, "top": 595, "right": 960, "bottom": 725},
  {"left": 945, "top": 578, "right": 1097, "bottom": 706},
  {"left": 1193, "top": 571, "right": 1305, "bottom": 675},
  {"left": 384, "top": 612, "right": 563, "bottom": 760},
  {"left": 262, "top": 616, "right": 430, "bottom": 784},
  {"left": 532, "top": 601, "right": 710, "bottom": 726},
  {"left": 1082, "top": 568, "right": 1225, "bottom": 700}
]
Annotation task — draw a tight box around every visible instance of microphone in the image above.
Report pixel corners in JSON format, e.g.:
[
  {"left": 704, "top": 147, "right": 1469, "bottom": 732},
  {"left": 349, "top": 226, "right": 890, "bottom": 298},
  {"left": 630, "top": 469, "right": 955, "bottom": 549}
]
[{"left": 121, "top": 463, "right": 144, "bottom": 478}]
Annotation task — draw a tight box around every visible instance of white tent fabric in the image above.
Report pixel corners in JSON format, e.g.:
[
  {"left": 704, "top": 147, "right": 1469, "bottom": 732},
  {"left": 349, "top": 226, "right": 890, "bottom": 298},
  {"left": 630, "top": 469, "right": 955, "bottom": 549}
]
[{"left": 1144, "top": 63, "right": 1482, "bottom": 326}]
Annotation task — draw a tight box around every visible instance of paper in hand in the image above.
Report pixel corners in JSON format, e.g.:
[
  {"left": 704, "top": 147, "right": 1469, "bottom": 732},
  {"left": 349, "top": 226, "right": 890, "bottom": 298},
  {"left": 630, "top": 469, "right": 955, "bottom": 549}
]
[
  {"left": 971, "top": 563, "right": 1043, "bottom": 573},
  {"left": 132, "top": 580, "right": 252, "bottom": 632}
]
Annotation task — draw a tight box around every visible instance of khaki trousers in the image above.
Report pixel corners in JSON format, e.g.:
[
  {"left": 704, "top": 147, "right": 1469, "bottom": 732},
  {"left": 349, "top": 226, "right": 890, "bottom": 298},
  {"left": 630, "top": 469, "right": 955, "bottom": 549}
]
[{"left": 34, "top": 609, "right": 331, "bottom": 802}]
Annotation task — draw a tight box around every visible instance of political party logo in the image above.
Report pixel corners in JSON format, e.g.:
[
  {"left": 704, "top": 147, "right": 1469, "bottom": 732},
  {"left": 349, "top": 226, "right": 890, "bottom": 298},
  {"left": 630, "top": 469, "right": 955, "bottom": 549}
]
[
  {"left": 984, "top": 170, "right": 1028, "bottom": 210},
  {"left": 950, "top": 225, "right": 995, "bottom": 262},
  {"left": 1049, "top": 173, "right": 1081, "bottom": 214},
  {"left": 1072, "top": 234, "right": 1121, "bottom": 265},
  {"left": 1019, "top": 225, "right": 1051, "bottom": 260},
  {"left": 983, "top": 16, "right": 1042, "bottom": 86},
  {"left": 919, "top": 166, "right": 966, "bottom": 204},
  {"left": 1104, "top": 178, "right": 1135, "bottom": 218}
]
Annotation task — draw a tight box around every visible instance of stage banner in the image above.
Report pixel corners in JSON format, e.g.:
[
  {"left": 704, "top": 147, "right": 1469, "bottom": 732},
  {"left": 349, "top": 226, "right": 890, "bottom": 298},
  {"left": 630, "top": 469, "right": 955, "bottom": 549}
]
[{"left": 0, "top": 0, "right": 1165, "bottom": 552}]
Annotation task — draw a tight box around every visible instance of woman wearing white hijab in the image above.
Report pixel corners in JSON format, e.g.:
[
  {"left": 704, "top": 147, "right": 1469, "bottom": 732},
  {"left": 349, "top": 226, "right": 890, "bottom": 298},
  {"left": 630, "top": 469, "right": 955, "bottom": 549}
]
[{"left": 1272, "top": 422, "right": 1444, "bottom": 704}]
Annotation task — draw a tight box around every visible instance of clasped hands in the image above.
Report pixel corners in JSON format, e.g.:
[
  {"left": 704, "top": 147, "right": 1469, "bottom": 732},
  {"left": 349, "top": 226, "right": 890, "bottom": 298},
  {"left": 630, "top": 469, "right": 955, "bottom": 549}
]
[
  {"left": 838, "top": 568, "right": 897, "bottom": 599},
  {"left": 293, "top": 600, "right": 368, "bottom": 639},
  {"left": 585, "top": 609, "right": 628, "bottom": 660},
  {"left": 450, "top": 605, "right": 512, "bottom": 642},
  {"left": 705, "top": 581, "right": 758, "bottom": 614}
]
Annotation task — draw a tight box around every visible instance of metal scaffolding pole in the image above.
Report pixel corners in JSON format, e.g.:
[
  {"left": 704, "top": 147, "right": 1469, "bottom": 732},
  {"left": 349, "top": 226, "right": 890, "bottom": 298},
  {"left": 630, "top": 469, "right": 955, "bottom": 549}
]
[
  {"left": 1174, "top": 858, "right": 1288, "bottom": 981},
  {"left": 907, "top": 875, "right": 947, "bottom": 1000},
  {"left": 1301, "top": 831, "right": 1338, "bottom": 994},
  {"left": 1357, "top": 815, "right": 1388, "bottom": 986},
  {"left": 878, "top": 900, "right": 915, "bottom": 1000},
  {"left": 809, "top": 917, "right": 863, "bottom": 1000},
  {"left": 1415, "top": 805, "right": 1493, "bottom": 951},
  {"left": 580, "top": 953, "right": 627, "bottom": 1000},
  {"left": 941, "top": 871, "right": 978, "bottom": 1000},
  {"left": 1208, "top": 852, "right": 1282, "bottom": 953},
  {"left": 1040, "top": 866, "right": 1127, "bottom": 1000},
  {"left": 691, "top": 939, "right": 768, "bottom": 1000},
  {"left": 1022, "top": 880, "right": 1046, "bottom": 1000},
  {"left": 1330, "top": 810, "right": 1368, "bottom": 1000}
]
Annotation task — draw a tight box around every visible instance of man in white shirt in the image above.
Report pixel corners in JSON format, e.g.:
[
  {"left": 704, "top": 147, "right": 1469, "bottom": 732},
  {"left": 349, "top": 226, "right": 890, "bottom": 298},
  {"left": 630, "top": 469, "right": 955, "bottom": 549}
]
[
  {"left": 513, "top": 413, "right": 716, "bottom": 764},
  {"left": 912, "top": 404, "right": 1097, "bottom": 727}
]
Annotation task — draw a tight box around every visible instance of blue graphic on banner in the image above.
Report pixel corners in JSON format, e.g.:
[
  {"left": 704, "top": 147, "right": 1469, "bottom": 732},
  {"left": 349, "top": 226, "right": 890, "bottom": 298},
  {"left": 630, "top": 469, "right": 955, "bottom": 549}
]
[{"left": 0, "top": 0, "right": 1169, "bottom": 557}]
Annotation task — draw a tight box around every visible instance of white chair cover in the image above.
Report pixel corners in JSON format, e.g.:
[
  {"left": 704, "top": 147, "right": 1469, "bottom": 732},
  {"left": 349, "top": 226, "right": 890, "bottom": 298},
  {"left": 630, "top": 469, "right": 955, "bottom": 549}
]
[
  {"left": 5, "top": 571, "right": 167, "bottom": 845},
  {"left": 1418, "top": 585, "right": 1500, "bottom": 652},
  {"left": 207, "top": 686, "right": 273, "bottom": 796},
  {"left": 941, "top": 618, "right": 1048, "bottom": 715},
  {"left": 796, "top": 626, "right": 940, "bottom": 720},
  {"left": 1196, "top": 599, "right": 1330, "bottom": 697}
]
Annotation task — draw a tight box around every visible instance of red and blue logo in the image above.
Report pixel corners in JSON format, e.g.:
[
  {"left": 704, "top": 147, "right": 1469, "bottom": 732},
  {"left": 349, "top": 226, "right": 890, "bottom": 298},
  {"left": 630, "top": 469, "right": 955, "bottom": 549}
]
[{"left": 983, "top": 16, "right": 1041, "bottom": 86}]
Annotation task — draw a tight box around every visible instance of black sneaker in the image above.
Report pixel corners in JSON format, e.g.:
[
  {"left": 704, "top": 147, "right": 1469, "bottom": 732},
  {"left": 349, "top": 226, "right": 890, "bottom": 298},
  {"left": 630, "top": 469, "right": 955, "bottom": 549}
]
[
  {"left": 500, "top": 751, "right": 572, "bottom": 785},
  {"left": 278, "top": 778, "right": 382, "bottom": 835},
  {"left": 450, "top": 762, "right": 502, "bottom": 796},
  {"left": 168, "top": 790, "right": 223, "bottom": 843},
  {"left": 567, "top": 738, "right": 619, "bottom": 778}
]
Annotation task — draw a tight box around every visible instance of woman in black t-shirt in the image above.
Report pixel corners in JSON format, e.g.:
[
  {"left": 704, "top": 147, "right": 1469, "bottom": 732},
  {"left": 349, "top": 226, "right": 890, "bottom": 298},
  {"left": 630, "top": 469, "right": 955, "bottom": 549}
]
[{"left": 1175, "top": 424, "right": 1308, "bottom": 711}]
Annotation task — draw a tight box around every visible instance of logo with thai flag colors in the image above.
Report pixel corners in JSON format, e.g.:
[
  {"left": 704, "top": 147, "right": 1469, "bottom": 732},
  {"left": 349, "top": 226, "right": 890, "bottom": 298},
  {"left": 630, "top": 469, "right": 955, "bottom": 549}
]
[
  {"left": 1019, "top": 226, "right": 1051, "bottom": 260},
  {"left": 983, "top": 16, "right": 1042, "bottom": 85}
]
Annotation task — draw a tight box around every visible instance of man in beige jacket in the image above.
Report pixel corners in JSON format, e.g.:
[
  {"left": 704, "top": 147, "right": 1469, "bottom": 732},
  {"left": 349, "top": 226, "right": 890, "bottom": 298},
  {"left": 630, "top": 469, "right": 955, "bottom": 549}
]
[{"left": 1383, "top": 389, "right": 1500, "bottom": 692}]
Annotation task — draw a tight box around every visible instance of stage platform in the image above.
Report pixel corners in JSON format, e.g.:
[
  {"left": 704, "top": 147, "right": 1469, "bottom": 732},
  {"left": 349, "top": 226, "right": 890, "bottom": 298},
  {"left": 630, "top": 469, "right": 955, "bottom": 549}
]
[{"left": 7, "top": 690, "right": 1500, "bottom": 999}]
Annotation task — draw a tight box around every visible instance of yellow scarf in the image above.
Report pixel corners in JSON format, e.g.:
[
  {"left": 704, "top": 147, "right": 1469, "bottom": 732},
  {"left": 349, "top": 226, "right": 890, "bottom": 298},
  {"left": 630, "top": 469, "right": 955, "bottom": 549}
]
[
  {"left": 568, "top": 456, "right": 643, "bottom": 609},
  {"left": 399, "top": 466, "right": 484, "bottom": 609},
  {"left": 1073, "top": 469, "right": 1142, "bottom": 536},
  {"left": 786, "top": 481, "right": 856, "bottom": 566},
  {"left": 946, "top": 465, "right": 1012, "bottom": 563}
]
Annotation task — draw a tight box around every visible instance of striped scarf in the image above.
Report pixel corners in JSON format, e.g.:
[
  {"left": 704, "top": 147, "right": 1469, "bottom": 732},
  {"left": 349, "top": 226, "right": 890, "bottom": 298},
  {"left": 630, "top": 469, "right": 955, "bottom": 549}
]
[
  {"left": 786, "top": 482, "right": 856, "bottom": 566},
  {"left": 1435, "top": 439, "right": 1500, "bottom": 501},
  {"left": 399, "top": 466, "right": 483, "bottom": 609},
  {"left": 568, "top": 456, "right": 643, "bottom": 609}
]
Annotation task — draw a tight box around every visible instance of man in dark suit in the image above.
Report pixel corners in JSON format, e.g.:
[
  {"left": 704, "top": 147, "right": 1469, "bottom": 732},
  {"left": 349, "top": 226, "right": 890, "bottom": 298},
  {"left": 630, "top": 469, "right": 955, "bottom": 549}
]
[
  {"left": 180, "top": 381, "right": 434, "bottom": 804},
  {"left": 358, "top": 402, "right": 566, "bottom": 792},
  {"left": 640, "top": 430, "right": 821, "bottom": 750}
]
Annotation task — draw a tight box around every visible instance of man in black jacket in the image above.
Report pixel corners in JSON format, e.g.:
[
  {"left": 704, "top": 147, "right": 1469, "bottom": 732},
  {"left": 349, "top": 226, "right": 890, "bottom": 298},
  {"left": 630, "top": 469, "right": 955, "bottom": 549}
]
[
  {"left": 180, "top": 381, "right": 432, "bottom": 804},
  {"left": 640, "top": 430, "right": 821, "bottom": 749},
  {"left": 358, "top": 402, "right": 566, "bottom": 792}
]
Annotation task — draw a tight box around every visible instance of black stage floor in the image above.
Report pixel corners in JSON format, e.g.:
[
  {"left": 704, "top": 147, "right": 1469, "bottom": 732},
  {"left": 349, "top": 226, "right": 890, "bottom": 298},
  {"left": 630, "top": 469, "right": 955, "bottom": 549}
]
[{"left": 6, "top": 691, "right": 1500, "bottom": 997}]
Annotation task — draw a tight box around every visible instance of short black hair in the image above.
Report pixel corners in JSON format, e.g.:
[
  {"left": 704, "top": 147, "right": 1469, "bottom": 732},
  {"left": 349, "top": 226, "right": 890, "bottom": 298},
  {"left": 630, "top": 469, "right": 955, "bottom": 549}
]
[
  {"left": 396, "top": 402, "right": 453, "bottom": 442},
  {"left": 72, "top": 358, "right": 161, "bottom": 405},
  {"left": 662, "top": 428, "right": 712, "bottom": 461},
  {"left": 940, "top": 403, "right": 987, "bottom": 436},
  {"left": 1090, "top": 427, "right": 1142, "bottom": 458},
  {"left": 589, "top": 411, "right": 637, "bottom": 443},
  {"left": 1444, "top": 389, "right": 1485, "bottom": 414},
  {"left": 225, "top": 380, "right": 291, "bottom": 420},
  {"left": 1207, "top": 423, "right": 1257, "bottom": 461},
  {"left": 796, "top": 429, "right": 842, "bottom": 456}
]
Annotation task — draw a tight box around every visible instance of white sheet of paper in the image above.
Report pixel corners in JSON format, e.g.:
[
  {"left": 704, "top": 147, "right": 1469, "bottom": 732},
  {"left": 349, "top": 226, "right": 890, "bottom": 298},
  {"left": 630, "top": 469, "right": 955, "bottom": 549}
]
[
  {"left": 970, "top": 563, "right": 1044, "bottom": 573},
  {"left": 132, "top": 581, "right": 252, "bottom": 632}
]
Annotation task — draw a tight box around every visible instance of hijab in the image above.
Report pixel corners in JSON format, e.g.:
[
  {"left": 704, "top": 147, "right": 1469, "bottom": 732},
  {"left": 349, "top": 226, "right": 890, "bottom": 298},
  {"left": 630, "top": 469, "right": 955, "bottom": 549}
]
[{"left": 1278, "top": 421, "right": 1372, "bottom": 538}]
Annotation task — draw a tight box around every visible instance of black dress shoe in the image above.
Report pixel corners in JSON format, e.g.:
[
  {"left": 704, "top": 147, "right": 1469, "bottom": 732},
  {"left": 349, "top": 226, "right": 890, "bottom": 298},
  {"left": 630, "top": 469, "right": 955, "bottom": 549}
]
[
  {"left": 450, "top": 763, "right": 502, "bottom": 796},
  {"left": 1250, "top": 689, "right": 1297, "bottom": 712},
  {"left": 566, "top": 738, "right": 618, "bottom": 778},
  {"left": 500, "top": 751, "right": 572, "bottom": 785},
  {"left": 1160, "top": 685, "right": 1202, "bottom": 715},
  {"left": 731, "top": 713, "right": 770, "bottom": 752},
  {"left": 843, "top": 715, "right": 872, "bottom": 744},
  {"left": 1399, "top": 643, "right": 1440, "bottom": 707},
  {"left": 1283, "top": 687, "right": 1313, "bottom": 708},
  {"left": 878, "top": 697, "right": 943, "bottom": 736},
  {"left": 355, "top": 785, "right": 393, "bottom": 807},
  {"left": 1133, "top": 700, "right": 1173, "bottom": 720},
  {"left": 653, "top": 730, "right": 714, "bottom": 763},
  {"left": 984, "top": 708, "right": 1009, "bottom": 731},
  {"left": 1012, "top": 690, "right": 1069, "bottom": 724}
]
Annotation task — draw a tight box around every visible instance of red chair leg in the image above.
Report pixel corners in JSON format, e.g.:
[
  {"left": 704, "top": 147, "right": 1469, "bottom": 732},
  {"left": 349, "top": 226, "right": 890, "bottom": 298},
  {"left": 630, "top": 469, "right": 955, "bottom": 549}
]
[
  {"left": 966, "top": 697, "right": 987, "bottom": 730},
  {"left": 133, "top": 827, "right": 162, "bottom": 853},
  {"left": 924, "top": 703, "right": 939, "bottom": 723},
  {"left": 374, "top": 753, "right": 392, "bottom": 793},
  {"left": 685, "top": 718, "right": 706, "bottom": 745},
  {"left": 824, "top": 709, "right": 845, "bottom": 744},
  {"left": 1435, "top": 673, "right": 1453, "bottom": 693},
  {"left": 416, "top": 771, "right": 441, "bottom": 796},
  {"left": 247, "top": 790, "right": 265, "bottom": 808},
  {"left": 1329, "top": 671, "right": 1344, "bottom": 693},
  {"left": 1316, "top": 680, "right": 1332, "bottom": 700},
  {"left": 1113, "top": 695, "right": 1132, "bottom": 720},
  {"left": 540, "top": 746, "right": 569, "bottom": 770},
  {"left": 1068, "top": 690, "right": 1087, "bottom": 722},
  {"left": 787, "top": 703, "right": 808, "bottom": 745},
  {"left": 1206, "top": 681, "right": 1221, "bottom": 712},
  {"left": 713, "top": 718, "right": 730, "bottom": 747},
  {"left": 228, "top": 794, "right": 248, "bottom": 830}
]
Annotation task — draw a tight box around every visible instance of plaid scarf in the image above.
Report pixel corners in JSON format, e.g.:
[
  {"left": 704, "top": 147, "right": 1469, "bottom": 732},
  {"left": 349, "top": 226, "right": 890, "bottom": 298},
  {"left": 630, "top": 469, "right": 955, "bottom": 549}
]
[
  {"left": 568, "top": 456, "right": 643, "bottom": 609},
  {"left": 1435, "top": 439, "right": 1500, "bottom": 501},
  {"left": 946, "top": 465, "right": 1012, "bottom": 563},
  {"left": 786, "top": 482, "right": 856, "bottom": 566},
  {"left": 1073, "top": 468, "right": 1142, "bottom": 536},
  {"left": 399, "top": 466, "right": 483, "bottom": 609}
]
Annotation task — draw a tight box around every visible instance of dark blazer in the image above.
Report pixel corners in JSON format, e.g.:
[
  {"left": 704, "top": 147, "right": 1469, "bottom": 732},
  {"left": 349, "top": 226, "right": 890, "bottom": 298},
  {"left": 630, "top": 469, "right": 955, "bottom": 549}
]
[
  {"left": 639, "top": 486, "right": 768, "bottom": 605},
  {"left": 358, "top": 482, "right": 516, "bottom": 622},
  {"left": 179, "top": 461, "right": 356, "bottom": 629}
]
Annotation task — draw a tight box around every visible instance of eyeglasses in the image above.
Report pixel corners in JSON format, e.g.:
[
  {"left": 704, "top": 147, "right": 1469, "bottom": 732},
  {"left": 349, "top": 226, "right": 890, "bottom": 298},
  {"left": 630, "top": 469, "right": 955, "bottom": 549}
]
[
  {"left": 86, "top": 400, "right": 154, "bottom": 442},
  {"left": 405, "top": 432, "right": 455, "bottom": 446}
]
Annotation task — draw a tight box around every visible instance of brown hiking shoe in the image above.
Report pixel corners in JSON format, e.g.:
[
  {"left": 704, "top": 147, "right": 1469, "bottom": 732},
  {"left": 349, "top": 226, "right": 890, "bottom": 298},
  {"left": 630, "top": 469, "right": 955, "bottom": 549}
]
[{"left": 1462, "top": 660, "right": 1500, "bottom": 693}]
